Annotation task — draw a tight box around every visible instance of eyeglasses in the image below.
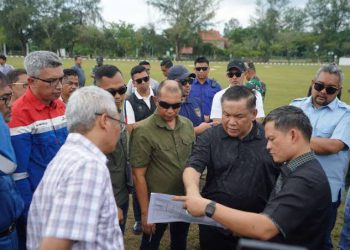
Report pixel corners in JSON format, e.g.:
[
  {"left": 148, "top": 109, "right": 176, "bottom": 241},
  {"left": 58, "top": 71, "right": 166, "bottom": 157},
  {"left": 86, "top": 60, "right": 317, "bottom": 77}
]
[
  {"left": 227, "top": 71, "right": 242, "bottom": 78},
  {"left": 179, "top": 77, "right": 194, "bottom": 86},
  {"left": 106, "top": 86, "right": 127, "bottom": 96},
  {"left": 12, "top": 82, "right": 29, "bottom": 89},
  {"left": 195, "top": 67, "right": 208, "bottom": 72},
  {"left": 134, "top": 76, "right": 150, "bottom": 84},
  {"left": 313, "top": 82, "right": 338, "bottom": 95},
  {"left": 0, "top": 93, "right": 12, "bottom": 106},
  {"left": 95, "top": 113, "right": 126, "bottom": 132},
  {"left": 158, "top": 100, "right": 181, "bottom": 109},
  {"left": 31, "top": 76, "right": 64, "bottom": 87}
]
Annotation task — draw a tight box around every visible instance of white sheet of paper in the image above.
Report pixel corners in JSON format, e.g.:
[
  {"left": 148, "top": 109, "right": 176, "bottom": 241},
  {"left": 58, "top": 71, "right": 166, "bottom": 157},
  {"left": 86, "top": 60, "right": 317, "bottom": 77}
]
[{"left": 147, "top": 192, "right": 223, "bottom": 228}]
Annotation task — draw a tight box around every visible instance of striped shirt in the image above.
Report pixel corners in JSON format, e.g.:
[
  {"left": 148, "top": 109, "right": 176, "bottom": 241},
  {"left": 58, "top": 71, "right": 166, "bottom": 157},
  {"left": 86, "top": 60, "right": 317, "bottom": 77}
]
[{"left": 27, "top": 133, "right": 124, "bottom": 250}]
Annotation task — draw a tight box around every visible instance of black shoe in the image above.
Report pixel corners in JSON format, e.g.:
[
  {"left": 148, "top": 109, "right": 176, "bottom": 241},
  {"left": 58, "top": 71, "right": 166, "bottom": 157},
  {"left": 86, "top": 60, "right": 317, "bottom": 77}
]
[{"left": 132, "top": 221, "right": 142, "bottom": 235}]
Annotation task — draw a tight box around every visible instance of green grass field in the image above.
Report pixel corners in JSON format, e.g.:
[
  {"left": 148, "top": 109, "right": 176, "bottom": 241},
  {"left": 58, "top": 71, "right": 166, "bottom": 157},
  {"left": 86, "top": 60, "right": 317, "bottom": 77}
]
[{"left": 7, "top": 56, "right": 350, "bottom": 249}]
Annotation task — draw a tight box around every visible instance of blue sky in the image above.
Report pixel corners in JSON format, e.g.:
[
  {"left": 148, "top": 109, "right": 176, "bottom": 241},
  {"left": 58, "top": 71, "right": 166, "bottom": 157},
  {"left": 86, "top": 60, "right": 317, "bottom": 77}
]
[{"left": 101, "top": 0, "right": 308, "bottom": 33}]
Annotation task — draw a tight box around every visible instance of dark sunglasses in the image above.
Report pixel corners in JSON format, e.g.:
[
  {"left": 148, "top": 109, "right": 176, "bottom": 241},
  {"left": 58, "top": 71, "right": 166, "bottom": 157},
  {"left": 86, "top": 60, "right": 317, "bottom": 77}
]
[
  {"left": 158, "top": 100, "right": 181, "bottom": 109},
  {"left": 313, "top": 82, "right": 338, "bottom": 95},
  {"left": 179, "top": 77, "right": 194, "bottom": 86},
  {"left": 135, "top": 76, "right": 150, "bottom": 84},
  {"left": 195, "top": 67, "right": 208, "bottom": 72},
  {"left": 0, "top": 93, "right": 12, "bottom": 105},
  {"left": 106, "top": 86, "right": 127, "bottom": 96},
  {"left": 227, "top": 71, "right": 242, "bottom": 78}
]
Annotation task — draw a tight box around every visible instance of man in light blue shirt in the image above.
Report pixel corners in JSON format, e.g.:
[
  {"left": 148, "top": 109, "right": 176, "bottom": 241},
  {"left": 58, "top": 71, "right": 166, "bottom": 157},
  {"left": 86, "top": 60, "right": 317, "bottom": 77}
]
[{"left": 290, "top": 63, "right": 350, "bottom": 250}]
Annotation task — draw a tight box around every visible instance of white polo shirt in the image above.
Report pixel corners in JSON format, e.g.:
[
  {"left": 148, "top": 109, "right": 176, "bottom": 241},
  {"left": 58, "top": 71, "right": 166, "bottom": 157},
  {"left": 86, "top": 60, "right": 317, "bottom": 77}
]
[
  {"left": 125, "top": 88, "right": 154, "bottom": 124},
  {"left": 210, "top": 87, "right": 265, "bottom": 119}
]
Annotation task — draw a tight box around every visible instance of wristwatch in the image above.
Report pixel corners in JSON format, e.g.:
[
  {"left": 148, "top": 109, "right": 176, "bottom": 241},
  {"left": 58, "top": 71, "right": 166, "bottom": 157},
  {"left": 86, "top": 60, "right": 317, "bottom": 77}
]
[{"left": 205, "top": 201, "right": 216, "bottom": 218}]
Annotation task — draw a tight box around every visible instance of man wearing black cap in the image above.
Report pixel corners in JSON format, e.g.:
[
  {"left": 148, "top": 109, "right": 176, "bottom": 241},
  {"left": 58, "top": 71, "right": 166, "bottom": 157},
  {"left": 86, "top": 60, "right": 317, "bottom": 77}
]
[
  {"left": 210, "top": 59, "right": 265, "bottom": 123},
  {"left": 168, "top": 65, "right": 212, "bottom": 135}
]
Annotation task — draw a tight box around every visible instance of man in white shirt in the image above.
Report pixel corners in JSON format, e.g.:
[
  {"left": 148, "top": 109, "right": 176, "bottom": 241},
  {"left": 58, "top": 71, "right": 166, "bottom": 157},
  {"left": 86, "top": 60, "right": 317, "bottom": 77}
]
[
  {"left": 210, "top": 59, "right": 265, "bottom": 123},
  {"left": 126, "top": 60, "right": 159, "bottom": 97},
  {"left": 27, "top": 86, "right": 124, "bottom": 250},
  {"left": 125, "top": 65, "right": 157, "bottom": 133}
]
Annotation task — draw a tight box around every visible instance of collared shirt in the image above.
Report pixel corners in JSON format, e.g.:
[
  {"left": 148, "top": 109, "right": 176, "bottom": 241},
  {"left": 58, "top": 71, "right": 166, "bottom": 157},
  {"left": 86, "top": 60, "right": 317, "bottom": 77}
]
[
  {"left": 126, "top": 78, "right": 159, "bottom": 97},
  {"left": 274, "top": 152, "right": 315, "bottom": 193},
  {"left": 290, "top": 96, "right": 350, "bottom": 202},
  {"left": 263, "top": 154, "right": 331, "bottom": 250},
  {"left": 179, "top": 96, "right": 204, "bottom": 127},
  {"left": 210, "top": 87, "right": 265, "bottom": 119},
  {"left": 0, "top": 115, "right": 24, "bottom": 249},
  {"left": 72, "top": 64, "right": 86, "bottom": 87},
  {"left": 27, "top": 133, "right": 124, "bottom": 250},
  {"left": 187, "top": 122, "right": 278, "bottom": 212},
  {"left": 0, "top": 63, "right": 14, "bottom": 74},
  {"left": 189, "top": 78, "right": 222, "bottom": 116},
  {"left": 130, "top": 112, "right": 195, "bottom": 195},
  {"left": 106, "top": 110, "right": 129, "bottom": 206},
  {"left": 9, "top": 88, "right": 68, "bottom": 220},
  {"left": 125, "top": 88, "right": 154, "bottom": 124}
]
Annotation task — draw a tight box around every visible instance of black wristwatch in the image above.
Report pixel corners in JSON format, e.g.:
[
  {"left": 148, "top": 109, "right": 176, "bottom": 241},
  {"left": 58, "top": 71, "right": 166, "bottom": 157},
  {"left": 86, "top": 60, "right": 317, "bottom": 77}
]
[{"left": 205, "top": 201, "right": 216, "bottom": 218}]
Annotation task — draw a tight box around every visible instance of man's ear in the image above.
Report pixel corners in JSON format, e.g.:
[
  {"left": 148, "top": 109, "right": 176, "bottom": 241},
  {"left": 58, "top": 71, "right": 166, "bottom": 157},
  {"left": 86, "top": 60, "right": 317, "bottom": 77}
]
[
  {"left": 289, "top": 128, "right": 300, "bottom": 143},
  {"left": 97, "top": 113, "right": 109, "bottom": 130},
  {"left": 27, "top": 77, "right": 35, "bottom": 86}
]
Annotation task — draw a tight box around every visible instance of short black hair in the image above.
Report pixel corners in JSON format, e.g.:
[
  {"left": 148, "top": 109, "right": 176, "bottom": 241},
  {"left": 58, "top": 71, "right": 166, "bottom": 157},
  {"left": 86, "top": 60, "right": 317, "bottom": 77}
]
[
  {"left": 194, "top": 56, "right": 209, "bottom": 65},
  {"left": 221, "top": 85, "right": 256, "bottom": 110},
  {"left": 7, "top": 69, "right": 27, "bottom": 83},
  {"left": 263, "top": 105, "right": 312, "bottom": 141},
  {"left": 160, "top": 59, "right": 173, "bottom": 68},
  {"left": 74, "top": 55, "right": 81, "bottom": 61},
  {"left": 0, "top": 54, "right": 7, "bottom": 61},
  {"left": 63, "top": 68, "right": 78, "bottom": 77},
  {"left": 95, "top": 65, "right": 122, "bottom": 84},
  {"left": 139, "top": 60, "right": 150, "bottom": 66},
  {"left": 0, "top": 71, "right": 9, "bottom": 89},
  {"left": 130, "top": 65, "right": 147, "bottom": 79}
]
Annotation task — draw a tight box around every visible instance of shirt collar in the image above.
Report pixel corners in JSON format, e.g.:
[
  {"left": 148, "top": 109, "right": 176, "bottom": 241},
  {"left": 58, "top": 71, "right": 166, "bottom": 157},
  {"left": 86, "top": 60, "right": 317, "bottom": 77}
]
[
  {"left": 25, "top": 88, "right": 58, "bottom": 111},
  {"left": 135, "top": 87, "right": 154, "bottom": 100},
  {"left": 66, "top": 133, "right": 107, "bottom": 164},
  {"left": 308, "top": 96, "right": 339, "bottom": 111},
  {"left": 221, "top": 121, "right": 264, "bottom": 141},
  {"left": 281, "top": 151, "right": 315, "bottom": 176},
  {"left": 193, "top": 78, "right": 209, "bottom": 85},
  {"left": 153, "top": 112, "right": 183, "bottom": 131}
]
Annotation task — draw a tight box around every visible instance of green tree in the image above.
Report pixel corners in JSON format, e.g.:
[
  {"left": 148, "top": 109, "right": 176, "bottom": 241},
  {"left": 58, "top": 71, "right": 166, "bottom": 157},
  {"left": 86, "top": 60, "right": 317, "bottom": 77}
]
[
  {"left": 0, "top": 0, "right": 38, "bottom": 55},
  {"left": 147, "top": 0, "right": 220, "bottom": 59}
]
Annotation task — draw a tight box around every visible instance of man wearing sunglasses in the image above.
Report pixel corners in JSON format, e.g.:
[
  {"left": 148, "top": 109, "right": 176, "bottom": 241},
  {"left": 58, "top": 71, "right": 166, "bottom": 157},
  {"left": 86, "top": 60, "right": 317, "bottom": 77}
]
[
  {"left": 7, "top": 69, "right": 28, "bottom": 102},
  {"left": 210, "top": 59, "right": 265, "bottom": 123},
  {"left": 8, "top": 51, "right": 68, "bottom": 248},
  {"left": 168, "top": 65, "right": 212, "bottom": 135},
  {"left": 291, "top": 64, "right": 350, "bottom": 250},
  {"left": 60, "top": 69, "right": 79, "bottom": 104},
  {"left": 126, "top": 60, "right": 159, "bottom": 98},
  {"left": 190, "top": 56, "right": 222, "bottom": 123},
  {"left": 130, "top": 80, "right": 195, "bottom": 250},
  {"left": 95, "top": 65, "right": 131, "bottom": 234}
]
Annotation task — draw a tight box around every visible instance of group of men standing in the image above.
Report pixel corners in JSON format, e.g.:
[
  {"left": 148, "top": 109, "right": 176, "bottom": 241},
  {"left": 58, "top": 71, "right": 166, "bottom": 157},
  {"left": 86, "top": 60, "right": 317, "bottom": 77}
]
[{"left": 0, "top": 50, "right": 350, "bottom": 250}]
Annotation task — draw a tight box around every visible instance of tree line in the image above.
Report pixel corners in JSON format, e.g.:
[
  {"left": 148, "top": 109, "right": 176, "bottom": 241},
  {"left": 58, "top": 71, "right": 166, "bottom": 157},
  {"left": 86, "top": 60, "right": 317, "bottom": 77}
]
[{"left": 0, "top": 0, "right": 349, "bottom": 62}]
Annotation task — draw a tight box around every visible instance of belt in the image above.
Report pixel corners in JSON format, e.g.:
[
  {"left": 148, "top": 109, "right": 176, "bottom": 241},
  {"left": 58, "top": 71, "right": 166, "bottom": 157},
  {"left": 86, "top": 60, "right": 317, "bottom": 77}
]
[{"left": 0, "top": 223, "right": 16, "bottom": 238}]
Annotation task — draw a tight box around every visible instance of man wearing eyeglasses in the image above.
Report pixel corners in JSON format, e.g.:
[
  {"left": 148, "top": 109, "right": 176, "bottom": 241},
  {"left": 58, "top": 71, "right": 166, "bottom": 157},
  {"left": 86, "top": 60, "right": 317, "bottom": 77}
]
[
  {"left": 167, "top": 65, "right": 212, "bottom": 135},
  {"left": 94, "top": 64, "right": 131, "bottom": 234},
  {"left": 190, "top": 56, "right": 222, "bottom": 123},
  {"left": 290, "top": 64, "right": 350, "bottom": 250},
  {"left": 0, "top": 72, "right": 13, "bottom": 123},
  {"left": 8, "top": 50, "right": 68, "bottom": 248},
  {"left": 7, "top": 69, "right": 28, "bottom": 102},
  {"left": 210, "top": 59, "right": 265, "bottom": 123},
  {"left": 130, "top": 80, "right": 195, "bottom": 250},
  {"left": 61, "top": 69, "right": 79, "bottom": 104}
]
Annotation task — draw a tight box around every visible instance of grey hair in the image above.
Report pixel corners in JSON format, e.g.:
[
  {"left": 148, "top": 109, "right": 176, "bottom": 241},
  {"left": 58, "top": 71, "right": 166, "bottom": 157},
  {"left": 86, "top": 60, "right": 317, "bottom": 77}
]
[
  {"left": 24, "top": 51, "right": 62, "bottom": 77},
  {"left": 66, "top": 86, "right": 118, "bottom": 134},
  {"left": 315, "top": 64, "right": 344, "bottom": 86}
]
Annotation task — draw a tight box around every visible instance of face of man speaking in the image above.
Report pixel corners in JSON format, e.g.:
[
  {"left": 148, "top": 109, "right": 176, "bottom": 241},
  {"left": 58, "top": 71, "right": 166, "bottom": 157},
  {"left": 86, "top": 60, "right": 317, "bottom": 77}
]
[
  {"left": 311, "top": 71, "right": 341, "bottom": 108},
  {"left": 221, "top": 98, "right": 256, "bottom": 139}
]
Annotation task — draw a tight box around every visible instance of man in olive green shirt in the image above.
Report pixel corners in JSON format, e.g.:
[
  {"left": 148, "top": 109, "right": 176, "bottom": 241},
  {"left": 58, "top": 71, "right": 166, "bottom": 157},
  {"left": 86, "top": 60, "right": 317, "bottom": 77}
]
[
  {"left": 95, "top": 65, "right": 131, "bottom": 234},
  {"left": 130, "top": 80, "right": 195, "bottom": 250}
]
